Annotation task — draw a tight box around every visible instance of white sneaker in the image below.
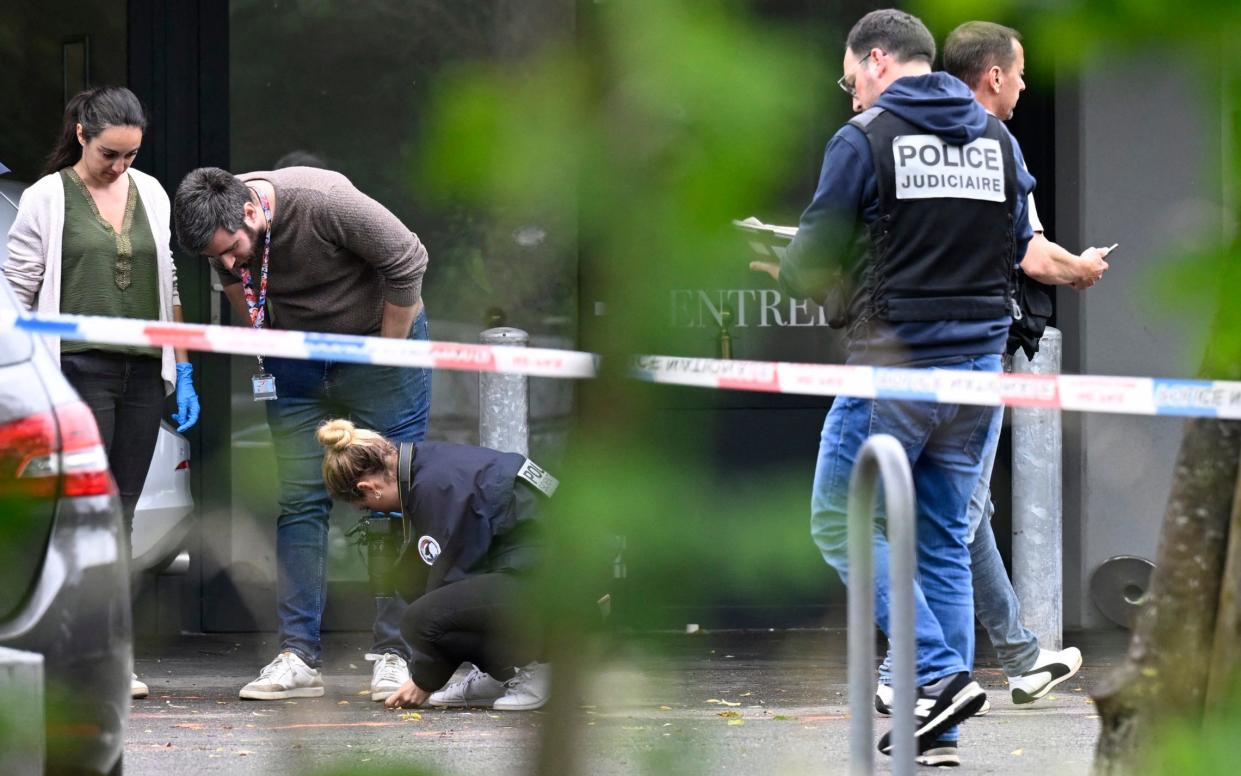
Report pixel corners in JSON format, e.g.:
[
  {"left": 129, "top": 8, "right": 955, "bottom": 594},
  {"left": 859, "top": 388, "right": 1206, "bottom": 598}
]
[
  {"left": 493, "top": 662, "right": 551, "bottom": 711},
  {"left": 131, "top": 673, "right": 149, "bottom": 699},
  {"left": 428, "top": 665, "right": 506, "bottom": 707},
  {"left": 239, "top": 651, "right": 325, "bottom": 700},
  {"left": 366, "top": 652, "right": 411, "bottom": 702},
  {"left": 1007, "top": 646, "right": 1083, "bottom": 704}
]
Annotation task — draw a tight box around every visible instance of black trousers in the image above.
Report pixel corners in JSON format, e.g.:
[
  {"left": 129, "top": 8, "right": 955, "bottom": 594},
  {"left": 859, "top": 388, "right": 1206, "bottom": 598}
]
[
  {"left": 60, "top": 350, "right": 164, "bottom": 556},
  {"left": 401, "top": 571, "right": 541, "bottom": 691}
]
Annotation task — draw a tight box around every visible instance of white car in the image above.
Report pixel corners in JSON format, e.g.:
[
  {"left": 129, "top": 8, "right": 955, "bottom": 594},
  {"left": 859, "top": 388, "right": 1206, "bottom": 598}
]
[{"left": 1, "top": 173, "right": 194, "bottom": 576}]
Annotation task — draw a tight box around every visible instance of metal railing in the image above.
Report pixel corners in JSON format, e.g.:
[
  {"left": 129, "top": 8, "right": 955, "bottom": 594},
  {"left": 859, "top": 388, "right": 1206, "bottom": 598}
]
[{"left": 848, "top": 434, "right": 916, "bottom": 776}]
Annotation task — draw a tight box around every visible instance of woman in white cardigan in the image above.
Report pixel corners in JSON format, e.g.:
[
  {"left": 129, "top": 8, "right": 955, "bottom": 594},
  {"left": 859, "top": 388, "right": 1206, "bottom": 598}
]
[{"left": 3, "top": 86, "right": 200, "bottom": 699}]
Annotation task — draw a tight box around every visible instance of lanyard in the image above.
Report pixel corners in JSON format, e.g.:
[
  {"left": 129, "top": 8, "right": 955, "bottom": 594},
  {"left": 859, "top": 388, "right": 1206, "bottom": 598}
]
[
  {"left": 237, "top": 191, "right": 272, "bottom": 371},
  {"left": 238, "top": 191, "right": 272, "bottom": 330}
]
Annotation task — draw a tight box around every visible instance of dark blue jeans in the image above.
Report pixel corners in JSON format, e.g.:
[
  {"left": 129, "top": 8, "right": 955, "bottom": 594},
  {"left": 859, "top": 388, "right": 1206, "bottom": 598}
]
[
  {"left": 264, "top": 312, "right": 431, "bottom": 667},
  {"left": 879, "top": 411, "right": 1040, "bottom": 681}
]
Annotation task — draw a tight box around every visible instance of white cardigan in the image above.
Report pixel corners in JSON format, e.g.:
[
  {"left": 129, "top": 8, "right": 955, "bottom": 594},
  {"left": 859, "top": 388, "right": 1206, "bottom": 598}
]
[{"left": 3, "top": 167, "right": 181, "bottom": 395}]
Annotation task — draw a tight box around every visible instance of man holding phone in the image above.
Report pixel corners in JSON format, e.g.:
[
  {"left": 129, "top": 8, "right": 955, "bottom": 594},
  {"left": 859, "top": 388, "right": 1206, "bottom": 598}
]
[{"left": 873, "top": 21, "right": 1113, "bottom": 726}]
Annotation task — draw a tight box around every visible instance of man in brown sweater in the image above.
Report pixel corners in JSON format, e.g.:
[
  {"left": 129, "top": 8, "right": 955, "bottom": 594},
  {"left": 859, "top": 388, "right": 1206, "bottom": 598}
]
[{"left": 173, "top": 166, "right": 431, "bottom": 702}]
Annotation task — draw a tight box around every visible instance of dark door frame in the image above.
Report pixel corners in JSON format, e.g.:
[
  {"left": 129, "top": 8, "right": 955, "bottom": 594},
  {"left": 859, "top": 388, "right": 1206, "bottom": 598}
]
[{"left": 128, "top": 0, "right": 230, "bottom": 634}]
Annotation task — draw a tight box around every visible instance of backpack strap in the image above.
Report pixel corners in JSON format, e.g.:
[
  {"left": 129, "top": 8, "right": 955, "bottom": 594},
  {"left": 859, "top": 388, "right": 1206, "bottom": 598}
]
[
  {"left": 847, "top": 105, "right": 885, "bottom": 133},
  {"left": 397, "top": 442, "right": 414, "bottom": 546}
]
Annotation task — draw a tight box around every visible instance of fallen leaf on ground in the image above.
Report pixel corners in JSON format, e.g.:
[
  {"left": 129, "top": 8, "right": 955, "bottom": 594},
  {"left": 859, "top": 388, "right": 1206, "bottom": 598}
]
[
  {"left": 718, "top": 711, "right": 742, "bottom": 719},
  {"left": 338, "top": 701, "right": 350, "bottom": 706},
  {"left": 727, "top": 719, "right": 744, "bottom": 726},
  {"left": 659, "top": 705, "right": 672, "bottom": 710},
  {"left": 740, "top": 692, "right": 753, "bottom": 697},
  {"left": 401, "top": 712, "right": 423, "bottom": 721}
]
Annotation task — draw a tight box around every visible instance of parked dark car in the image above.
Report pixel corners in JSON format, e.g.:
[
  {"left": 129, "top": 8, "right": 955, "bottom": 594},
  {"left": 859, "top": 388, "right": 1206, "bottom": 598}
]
[{"left": 0, "top": 267, "right": 130, "bottom": 773}]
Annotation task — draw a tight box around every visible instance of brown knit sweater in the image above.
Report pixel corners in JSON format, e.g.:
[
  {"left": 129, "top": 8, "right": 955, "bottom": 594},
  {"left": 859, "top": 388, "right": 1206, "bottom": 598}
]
[{"left": 209, "top": 167, "right": 427, "bottom": 336}]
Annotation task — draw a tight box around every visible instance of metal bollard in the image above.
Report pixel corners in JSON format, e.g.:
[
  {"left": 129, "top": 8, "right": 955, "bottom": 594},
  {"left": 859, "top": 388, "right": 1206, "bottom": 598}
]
[
  {"left": 1010, "top": 327, "right": 1063, "bottom": 650},
  {"left": 847, "top": 434, "right": 916, "bottom": 776},
  {"left": 479, "top": 327, "right": 530, "bottom": 455}
]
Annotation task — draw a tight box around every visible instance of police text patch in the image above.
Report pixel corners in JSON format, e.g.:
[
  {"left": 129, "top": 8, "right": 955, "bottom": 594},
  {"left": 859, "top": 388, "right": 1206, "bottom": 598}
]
[{"left": 892, "top": 135, "right": 1005, "bottom": 202}]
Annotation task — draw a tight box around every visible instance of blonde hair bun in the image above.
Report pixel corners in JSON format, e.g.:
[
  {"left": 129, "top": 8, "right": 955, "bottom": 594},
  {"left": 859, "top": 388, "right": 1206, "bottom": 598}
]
[{"left": 317, "top": 419, "right": 357, "bottom": 451}]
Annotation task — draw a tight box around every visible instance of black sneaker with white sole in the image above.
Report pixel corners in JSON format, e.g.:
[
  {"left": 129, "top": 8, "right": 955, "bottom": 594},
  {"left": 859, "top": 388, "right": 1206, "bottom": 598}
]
[
  {"left": 875, "top": 682, "right": 990, "bottom": 717},
  {"left": 877, "top": 672, "right": 986, "bottom": 757},
  {"left": 916, "top": 739, "right": 960, "bottom": 767}
]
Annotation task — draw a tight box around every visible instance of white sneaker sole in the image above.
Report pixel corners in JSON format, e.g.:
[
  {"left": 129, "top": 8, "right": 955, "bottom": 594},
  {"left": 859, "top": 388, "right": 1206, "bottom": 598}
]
[
  {"left": 493, "top": 700, "right": 548, "bottom": 710},
  {"left": 240, "top": 686, "right": 325, "bottom": 700},
  {"left": 493, "top": 697, "right": 548, "bottom": 711}
]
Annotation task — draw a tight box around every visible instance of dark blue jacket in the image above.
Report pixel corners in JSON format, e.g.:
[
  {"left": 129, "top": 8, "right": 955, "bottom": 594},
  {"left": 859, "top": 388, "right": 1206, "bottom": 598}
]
[
  {"left": 780, "top": 72, "right": 1034, "bottom": 366},
  {"left": 394, "top": 442, "right": 542, "bottom": 602}
]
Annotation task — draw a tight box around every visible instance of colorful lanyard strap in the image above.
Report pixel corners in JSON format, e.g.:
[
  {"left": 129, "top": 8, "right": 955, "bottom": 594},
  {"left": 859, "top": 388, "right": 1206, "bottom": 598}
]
[
  {"left": 237, "top": 191, "right": 272, "bottom": 330},
  {"left": 237, "top": 190, "right": 273, "bottom": 370}
]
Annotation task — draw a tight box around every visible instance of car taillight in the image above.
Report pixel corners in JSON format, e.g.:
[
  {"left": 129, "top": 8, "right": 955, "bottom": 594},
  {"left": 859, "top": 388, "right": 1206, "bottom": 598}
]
[
  {"left": 54, "top": 402, "right": 115, "bottom": 497},
  {"left": 175, "top": 459, "right": 189, "bottom": 471},
  {"left": 0, "top": 402, "right": 115, "bottom": 499}
]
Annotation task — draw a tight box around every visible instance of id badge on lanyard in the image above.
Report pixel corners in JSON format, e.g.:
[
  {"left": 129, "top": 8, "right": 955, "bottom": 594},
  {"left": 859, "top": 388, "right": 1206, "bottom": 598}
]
[
  {"left": 252, "top": 362, "right": 278, "bottom": 401},
  {"left": 241, "top": 190, "right": 277, "bottom": 401}
]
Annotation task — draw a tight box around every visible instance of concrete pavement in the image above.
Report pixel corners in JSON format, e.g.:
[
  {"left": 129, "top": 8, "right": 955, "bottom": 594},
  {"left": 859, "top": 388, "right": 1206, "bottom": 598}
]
[{"left": 126, "top": 628, "right": 1126, "bottom": 775}]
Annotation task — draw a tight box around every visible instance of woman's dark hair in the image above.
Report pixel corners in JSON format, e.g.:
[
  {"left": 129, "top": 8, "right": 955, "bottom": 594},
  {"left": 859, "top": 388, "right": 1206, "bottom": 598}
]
[{"left": 43, "top": 86, "right": 147, "bottom": 177}]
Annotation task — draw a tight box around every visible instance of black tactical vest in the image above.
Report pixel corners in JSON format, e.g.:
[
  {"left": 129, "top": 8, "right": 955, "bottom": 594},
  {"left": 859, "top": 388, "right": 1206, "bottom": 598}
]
[{"left": 839, "top": 107, "right": 1020, "bottom": 332}]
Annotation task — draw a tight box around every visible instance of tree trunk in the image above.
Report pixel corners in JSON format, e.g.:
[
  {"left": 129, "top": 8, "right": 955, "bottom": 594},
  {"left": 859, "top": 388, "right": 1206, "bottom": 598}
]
[
  {"left": 1092, "top": 417, "right": 1241, "bottom": 773},
  {"left": 1204, "top": 453, "right": 1241, "bottom": 709}
]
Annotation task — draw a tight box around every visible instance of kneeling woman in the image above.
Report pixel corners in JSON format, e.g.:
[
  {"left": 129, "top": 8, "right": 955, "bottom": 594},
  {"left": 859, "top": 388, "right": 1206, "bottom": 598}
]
[{"left": 317, "top": 418, "right": 550, "bottom": 710}]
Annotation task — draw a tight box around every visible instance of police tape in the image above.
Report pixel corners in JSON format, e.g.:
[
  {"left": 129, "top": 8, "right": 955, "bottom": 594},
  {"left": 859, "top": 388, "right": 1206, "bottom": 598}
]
[
  {"left": 0, "top": 311, "right": 600, "bottom": 379},
  {"left": 631, "top": 354, "right": 1241, "bottom": 419},
  {"left": 4, "top": 310, "right": 1239, "bottom": 419}
]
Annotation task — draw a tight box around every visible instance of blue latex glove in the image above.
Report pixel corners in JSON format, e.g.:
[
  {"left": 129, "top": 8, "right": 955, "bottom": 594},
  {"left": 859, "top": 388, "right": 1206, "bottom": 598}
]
[{"left": 172, "top": 362, "right": 200, "bottom": 432}]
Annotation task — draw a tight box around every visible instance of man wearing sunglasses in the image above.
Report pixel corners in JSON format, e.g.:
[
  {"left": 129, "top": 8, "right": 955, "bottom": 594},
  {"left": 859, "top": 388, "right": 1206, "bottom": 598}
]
[{"left": 766, "top": 8, "right": 1036, "bottom": 766}]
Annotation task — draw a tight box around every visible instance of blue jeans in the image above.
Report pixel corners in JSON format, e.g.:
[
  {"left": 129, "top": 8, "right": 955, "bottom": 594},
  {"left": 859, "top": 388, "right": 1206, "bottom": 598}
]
[
  {"left": 879, "top": 416, "right": 1041, "bottom": 681},
  {"left": 264, "top": 311, "right": 431, "bottom": 667},
  {"left": 811, "top": 355, "right": 1001, "bottom": 740}
]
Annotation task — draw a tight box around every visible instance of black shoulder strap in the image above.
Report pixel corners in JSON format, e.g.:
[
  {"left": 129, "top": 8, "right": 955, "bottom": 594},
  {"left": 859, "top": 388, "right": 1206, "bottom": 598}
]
[
  {"left": 992, "top": 117, "right": 1020, "bottom": 308},
  {"left": 847, "top": 105, "right": 885, "bottom": 133},
  {"left": 397, "top": 442, "right": 414, "bottom": 546}
]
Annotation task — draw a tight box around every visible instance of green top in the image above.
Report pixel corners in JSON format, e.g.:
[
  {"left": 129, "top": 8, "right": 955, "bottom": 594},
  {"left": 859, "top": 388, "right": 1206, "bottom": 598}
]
[{"left": 59, "top": 168, "right": 160, "bottom": 358}]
